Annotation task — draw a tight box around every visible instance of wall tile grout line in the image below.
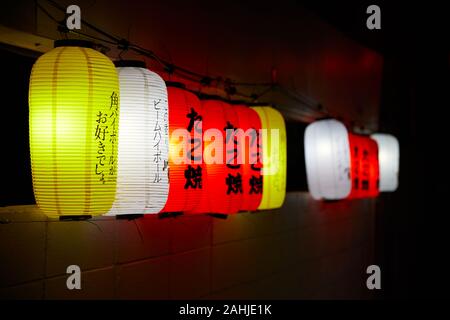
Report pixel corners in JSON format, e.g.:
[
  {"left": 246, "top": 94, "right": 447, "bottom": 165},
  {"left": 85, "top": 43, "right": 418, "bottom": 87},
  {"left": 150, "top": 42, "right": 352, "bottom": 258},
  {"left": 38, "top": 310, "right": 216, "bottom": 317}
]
[
  {"left": 209, "top": 218, "right": 214, "bottom": 297},
  {"left": 113, "top": 218, "right": 118, "bottom": 299}
]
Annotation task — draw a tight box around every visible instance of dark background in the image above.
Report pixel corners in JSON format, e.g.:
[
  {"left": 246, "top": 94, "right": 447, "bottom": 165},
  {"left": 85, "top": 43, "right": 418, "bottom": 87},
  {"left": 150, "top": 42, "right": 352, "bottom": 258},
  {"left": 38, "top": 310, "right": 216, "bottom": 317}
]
[
  {"left": 302, "top": 0, "right": 450, "bottom": 299},
  {"left": 0, "top": 48, "right": 35, "bottom": 205}
]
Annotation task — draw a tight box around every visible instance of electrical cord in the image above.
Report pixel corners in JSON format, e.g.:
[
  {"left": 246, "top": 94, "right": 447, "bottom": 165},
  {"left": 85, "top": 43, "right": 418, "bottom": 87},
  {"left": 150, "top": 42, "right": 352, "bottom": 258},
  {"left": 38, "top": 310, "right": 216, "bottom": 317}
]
[{"left": 38, "top": 0, "right": 326, "bottom": 114}]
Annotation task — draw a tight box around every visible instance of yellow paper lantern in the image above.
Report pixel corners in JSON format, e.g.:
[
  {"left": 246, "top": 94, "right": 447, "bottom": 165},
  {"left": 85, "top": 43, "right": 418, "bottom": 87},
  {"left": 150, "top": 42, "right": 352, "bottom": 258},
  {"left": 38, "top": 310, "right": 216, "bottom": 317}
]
[
  {"left": 251, "top": 106, "right": 287, "bottom": 209},
  {"left": 29, "top": 40, "right": 120, "bottom": 218}
]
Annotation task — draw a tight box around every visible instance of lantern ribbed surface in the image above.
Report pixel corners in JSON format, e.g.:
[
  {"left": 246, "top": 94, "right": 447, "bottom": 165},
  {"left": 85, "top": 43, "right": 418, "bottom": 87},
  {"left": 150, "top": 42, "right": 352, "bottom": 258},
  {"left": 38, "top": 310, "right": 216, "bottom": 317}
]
[
  {"left": 347, "top": 133, "right": 379, "bottom": 199},
  {"left": 304, "top": 119, "right": 351, "bottom": 200},
  {"left": 234, "top": 105, "right": 263, "bottom": 211},
  {"left": 223, "top": 102, "right": 243, "bottom": 213},
  {"left": 29, "top": 44, "right": 120, "bottom": 218},
  {"left": 189, "top": 99, "right": 241, "bottom": 214},
  {"left": 251, "top": 106, "right": 287, "bottom": 209},
  {"left": 106, "top": 65, "right": 169, "bottom": 215},
  {"left": 162, "top": 86, "right": 203, "bottom": 213},
  {"left": 371, "top": 133, "right": 399, "bottom": 192}
]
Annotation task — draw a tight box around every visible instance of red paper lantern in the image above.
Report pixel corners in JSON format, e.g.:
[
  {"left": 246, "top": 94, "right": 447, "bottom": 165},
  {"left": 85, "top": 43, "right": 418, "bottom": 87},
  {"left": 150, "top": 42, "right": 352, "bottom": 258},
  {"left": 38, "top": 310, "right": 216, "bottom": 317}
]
[
  {"left": 347, "top": 133, "right": 380, "bottom": 199},
  {"left": 233, "top": 105, "right": 263, "bottom": 211},
  {"left": 188, "top": 99, "right": 242, "bottom": 214},
  {"left": 162, "top": 84, "right": 204, "bottom": 212}
]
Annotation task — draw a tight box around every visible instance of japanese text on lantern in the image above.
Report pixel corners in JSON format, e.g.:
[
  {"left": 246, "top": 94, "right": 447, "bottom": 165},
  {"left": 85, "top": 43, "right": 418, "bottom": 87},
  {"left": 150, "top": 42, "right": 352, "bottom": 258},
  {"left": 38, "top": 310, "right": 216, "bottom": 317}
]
[
  {"left": 163, "top": 100, "right": 169, "bottom": 174},
  {"left": 153, "top": 99, "right": 162, "bottom": 183},
  {"left": 352, "top": 145, "right": 372, "bottom": 191},
  {"left": 184, "top": 107, "right": 202, "bottom": 189},
  {"left": 249, "top": 128, "right": 262, "bottom": 194},
  {"left": 225, "top": 121, "right": 242, "bottom": 194},
  {"left": 152, "top": 98, "right": 169, "bottom": 184},
  {"left": 94, "top": 91, "right": 118, "bottom": 184}
]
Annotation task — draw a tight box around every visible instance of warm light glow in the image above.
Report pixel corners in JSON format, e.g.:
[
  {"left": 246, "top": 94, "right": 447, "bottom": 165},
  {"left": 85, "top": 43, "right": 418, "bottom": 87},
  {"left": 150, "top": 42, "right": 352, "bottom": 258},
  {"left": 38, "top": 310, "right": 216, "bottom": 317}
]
[
  {"left": 106, "top": 61, "right": 169, "bottom": 216},
  {"left": 347, "top": 133, "right": 380, "bottom": 199},
  {"left": 29, "top": 40, "right": 119, "bottom": 218},
  {"left": 188, "top": 99, "right": 241, "bottom": 214},
  {"left": 233, "top": 105, "right": 263, "bottom": 211},
  {"left": 371, "top": 133, "right": 399, "bottom": 192},
  {"left": 304, "top": 119, "right": 351, "bottom": 200},
  {"left": 251, "top": 106, "right": 287, "bottom": 209},
  {"left": 162, "top": 85, "right": 203, "bottom": 213}
]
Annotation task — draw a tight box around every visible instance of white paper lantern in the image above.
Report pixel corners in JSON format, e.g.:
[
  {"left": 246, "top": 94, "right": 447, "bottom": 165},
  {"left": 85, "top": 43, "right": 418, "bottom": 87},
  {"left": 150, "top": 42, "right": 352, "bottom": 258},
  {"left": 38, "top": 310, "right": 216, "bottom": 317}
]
[
  {"left": 304, "top": 119, "right": 351, "bottom": 200},
  {"left": 106, "top": 61, "right": 169, "bottom": 215},
  {"left": 371, "top": 133, "right": 399, "bottom": 192}
]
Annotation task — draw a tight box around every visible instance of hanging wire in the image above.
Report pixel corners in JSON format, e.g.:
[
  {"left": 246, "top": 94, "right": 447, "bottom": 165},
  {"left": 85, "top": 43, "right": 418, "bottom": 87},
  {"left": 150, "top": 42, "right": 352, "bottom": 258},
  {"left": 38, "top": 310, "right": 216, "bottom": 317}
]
[
  {"left": 38, "top": 0, "right": 327, "bottom": 114},
  {"left": 36, "top": 1, "right": 59, "bottom": 24},
  {"left": 44, "top": 0, "right": 122, "bottom": 43}
]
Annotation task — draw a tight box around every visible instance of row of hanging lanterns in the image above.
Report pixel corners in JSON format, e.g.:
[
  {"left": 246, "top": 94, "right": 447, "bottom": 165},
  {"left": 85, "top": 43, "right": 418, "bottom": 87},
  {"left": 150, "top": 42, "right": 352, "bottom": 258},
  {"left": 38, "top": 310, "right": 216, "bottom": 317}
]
[
  {"left": 29, "top": 40, "right": 398, "bottom": 218},
  {"left": 304, "top": 119, "right": 399, "bottom": 201},
  {"left": 29, "top": 40, "right": 287, "bottom": 218},
  {"left": 162, "top": 84, "right": 203, "bottom": 213}
]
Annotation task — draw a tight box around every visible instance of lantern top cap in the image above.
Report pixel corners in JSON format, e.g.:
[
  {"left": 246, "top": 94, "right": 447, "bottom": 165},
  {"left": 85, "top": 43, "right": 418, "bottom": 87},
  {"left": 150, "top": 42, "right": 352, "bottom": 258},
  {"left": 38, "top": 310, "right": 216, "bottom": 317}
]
[
  {"left": 165, "top": 81, "right": 186, "bottom": 89},
  {"left": 54, "top": 39, "right": 94, "bottom": 48},
  {"left": 348, "top": 132, "right": 372, "bottom": 139},
  {"left": 114, "top": 60, "right": 147, "bottom": 68}
]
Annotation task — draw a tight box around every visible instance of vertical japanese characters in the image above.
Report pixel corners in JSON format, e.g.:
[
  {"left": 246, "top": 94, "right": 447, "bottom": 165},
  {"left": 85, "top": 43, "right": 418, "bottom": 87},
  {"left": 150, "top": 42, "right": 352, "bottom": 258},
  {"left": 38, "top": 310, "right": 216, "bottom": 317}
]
[
  {"left": 233, "top": 105, "right": 263, "bottom": 211},
  {"left": 190, "top": 99, "right": 238, "bottom": 214},
  {"left": 162, "top": 86, "right": 203, "bottom": 213},
  {"left": 347, "top": 133, "right": 379, "bottom": 199},
  {"left": 184, "top": 107, "right": 203, "bottom": 190},
  {"left": 95, "top": 92, "right": 119, "bottom": 184},
  {"left": 107, "top": 62, "right": 169, "bottom": 216}
]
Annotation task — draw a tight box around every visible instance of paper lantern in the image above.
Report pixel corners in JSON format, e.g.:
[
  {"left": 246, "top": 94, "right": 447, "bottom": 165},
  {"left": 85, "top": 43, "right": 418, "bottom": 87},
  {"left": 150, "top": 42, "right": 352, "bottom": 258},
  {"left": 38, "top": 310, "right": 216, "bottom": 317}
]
[
  {"left": 162, "top": 84, "right": 203, "bottom": 213},
  {"left": 251, "top": 106, "right": 287, "bottom": 209},
  {"left": 189, "top": 99, "right": 242, "bottom": 214},
  {"left": 304, "top": 119, "right": 351, "bottom": 200},
  {"left": 29, "top": 40, "right": 120, "bottom": 218},
  {"left": 347, "top": 133, "right": 379, "bottom": 199},
  {"left": 233, "top": 104, "right": 263, "bottom": 211},
  {"left": 106, "top": 60, "right": 169, "bottom": 216},
  {"left": 371, "top": 133, "right": 399, "bottom": 192}
]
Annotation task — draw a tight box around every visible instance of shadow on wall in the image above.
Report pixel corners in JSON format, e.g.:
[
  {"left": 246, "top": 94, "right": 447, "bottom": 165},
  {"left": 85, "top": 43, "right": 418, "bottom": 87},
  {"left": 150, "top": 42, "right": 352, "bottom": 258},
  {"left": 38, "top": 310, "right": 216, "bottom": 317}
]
[
  {"left": 286, "top": 121, "right": 308, "bottom": 192},
  {"left": 0, "top": 48, "right": 35, "bottom": 206}
]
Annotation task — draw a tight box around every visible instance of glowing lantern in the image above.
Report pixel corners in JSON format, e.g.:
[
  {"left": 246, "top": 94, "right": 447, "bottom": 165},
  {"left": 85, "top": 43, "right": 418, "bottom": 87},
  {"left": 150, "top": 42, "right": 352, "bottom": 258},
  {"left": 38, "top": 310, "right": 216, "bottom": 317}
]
[
  {"left": 29, "top": 40, "right": 119, "bottom": 218},
  {"left": 304, "top": 119, "right": 351, "bottom": 200},
  {"left": 371, "top": 133, "right": 399, "bottom": 192},
  {"left": 189, "top": 99, "right": 242, "bottom": 214},
  {"left": 233, "top": 105, "right": 263, "bottom": 211},
  {"left": 251, "top": 106, "right": 287, "bottom": 209},
  {"left": 162, "top": 83, "right": 203, "bottom": 213},
  {"left": 106, "top": 60, "right": 169, "bottom": 216},
  {"left": 347, "top": 133, "right": 379, "bottom": 199}
]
